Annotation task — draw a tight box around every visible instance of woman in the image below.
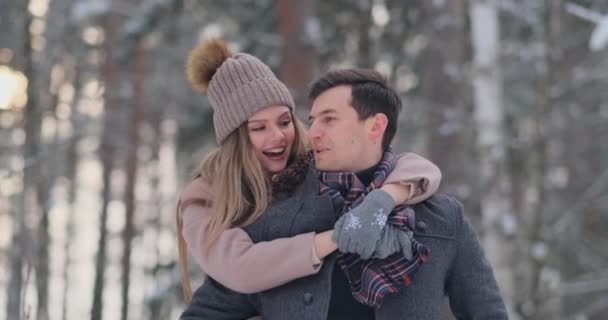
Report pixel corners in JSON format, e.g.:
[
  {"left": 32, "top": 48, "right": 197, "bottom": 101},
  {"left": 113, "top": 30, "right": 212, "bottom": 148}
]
[{"left": 176, "top": 39, "right": 441, "bottom": 302}]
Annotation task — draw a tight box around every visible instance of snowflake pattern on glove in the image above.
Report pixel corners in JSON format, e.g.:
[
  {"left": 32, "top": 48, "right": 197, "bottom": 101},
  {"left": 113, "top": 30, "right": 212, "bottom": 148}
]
[
  {"left": 345, "top": 215, "right": 362, "bottom": 230},
  {"left": 371, "top": 208, "right": 388, "bottom": 228}
]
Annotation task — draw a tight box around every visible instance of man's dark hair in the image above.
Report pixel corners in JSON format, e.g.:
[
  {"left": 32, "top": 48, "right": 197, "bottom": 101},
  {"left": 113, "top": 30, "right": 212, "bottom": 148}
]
[{"left": 308, "top": 69, "right": 402, "bottom": 151}]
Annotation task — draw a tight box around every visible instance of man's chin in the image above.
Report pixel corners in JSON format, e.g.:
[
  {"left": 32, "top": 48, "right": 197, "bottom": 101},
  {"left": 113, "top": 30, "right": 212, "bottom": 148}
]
[
  {"left": 314, "top": 161, "right": 336, "bottom": 172},
  {"left": 313, "top": 157, "right": 325, "bottom": 169}
]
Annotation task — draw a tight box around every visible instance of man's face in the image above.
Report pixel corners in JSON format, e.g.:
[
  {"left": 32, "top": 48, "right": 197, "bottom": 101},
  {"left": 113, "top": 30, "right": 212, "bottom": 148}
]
[{"left": 308, "top": 85, "right": 374, "bottom": 172}]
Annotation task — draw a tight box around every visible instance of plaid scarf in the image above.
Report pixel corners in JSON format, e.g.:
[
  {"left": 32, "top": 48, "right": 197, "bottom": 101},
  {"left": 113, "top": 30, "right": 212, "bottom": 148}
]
[{"left": 318, "top": 147, "right": 430, "bottom": 307}]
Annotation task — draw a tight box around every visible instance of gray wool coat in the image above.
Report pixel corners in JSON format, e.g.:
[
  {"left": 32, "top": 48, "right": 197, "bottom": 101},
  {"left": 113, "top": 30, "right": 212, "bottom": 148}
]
[{"left": 180, "top": 168, "right": 508, "bottom": 320}]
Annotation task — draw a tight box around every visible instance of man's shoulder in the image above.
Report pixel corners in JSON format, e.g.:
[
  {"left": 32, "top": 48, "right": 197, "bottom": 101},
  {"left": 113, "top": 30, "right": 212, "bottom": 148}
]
[
  {"left": 411, "top": 193, "right": 465, "bottom": 238},
  {"left": 418, "top": 193, "right": 464, "bottom": 214}
]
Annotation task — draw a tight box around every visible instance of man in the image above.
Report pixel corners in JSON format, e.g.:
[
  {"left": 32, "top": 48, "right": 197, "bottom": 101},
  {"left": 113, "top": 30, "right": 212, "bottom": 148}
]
[{"left": 181, "top": 69, "right": 507, "bottom": 319}]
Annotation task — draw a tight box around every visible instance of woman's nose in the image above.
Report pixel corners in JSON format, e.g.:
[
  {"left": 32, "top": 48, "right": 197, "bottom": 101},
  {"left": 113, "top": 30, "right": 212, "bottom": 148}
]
[{"left": 269, "top": 125, "right": 286, "bottom": 140}]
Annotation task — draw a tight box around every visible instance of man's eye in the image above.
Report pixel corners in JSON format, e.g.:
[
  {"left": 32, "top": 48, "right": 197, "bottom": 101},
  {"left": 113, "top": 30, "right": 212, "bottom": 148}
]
[{"left": 323, "top": 117, "right": 335, "bottom": 123}]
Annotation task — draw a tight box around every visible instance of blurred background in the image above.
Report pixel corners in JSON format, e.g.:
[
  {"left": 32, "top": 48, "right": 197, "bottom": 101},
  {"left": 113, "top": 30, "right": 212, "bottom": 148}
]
[{"left": 1, "top": 0, "right": 608, "bottom": 319}]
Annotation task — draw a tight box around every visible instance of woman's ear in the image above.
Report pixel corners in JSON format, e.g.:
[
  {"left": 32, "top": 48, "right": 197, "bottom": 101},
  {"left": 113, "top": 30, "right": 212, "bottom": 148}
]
[{"left": 368, "top": 113, "right": 388, "bottom": 142}]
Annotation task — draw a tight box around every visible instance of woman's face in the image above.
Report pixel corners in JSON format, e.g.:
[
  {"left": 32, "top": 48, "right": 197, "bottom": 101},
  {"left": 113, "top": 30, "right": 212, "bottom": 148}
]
[{"left": 247, "top": 105, "right": 296, "bottom": 174}]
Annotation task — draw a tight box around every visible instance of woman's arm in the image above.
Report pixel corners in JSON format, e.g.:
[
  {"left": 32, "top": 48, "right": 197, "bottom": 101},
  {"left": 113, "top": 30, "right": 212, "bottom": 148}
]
[
  {"left": 384, "top": 152, "right": 442, "bottom": 204},
  {"left": 179, "top": 178, "right": 329, "bottom": 294},
  {"left": 312, "top": 230, "right": 337, "bottom": 261}
]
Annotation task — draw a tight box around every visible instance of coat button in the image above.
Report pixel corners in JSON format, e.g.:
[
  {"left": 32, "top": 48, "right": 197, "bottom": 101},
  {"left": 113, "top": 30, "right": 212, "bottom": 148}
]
[
  {"left": 416, "top": 220, "right": 427, "bottom": 232},
  {"left": 303, "top": 292, "right": 314, "bottom": 305}
]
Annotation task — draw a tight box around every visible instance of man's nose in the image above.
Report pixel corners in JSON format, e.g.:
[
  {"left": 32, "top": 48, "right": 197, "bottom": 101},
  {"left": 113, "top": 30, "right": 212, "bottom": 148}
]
[{"left": 308, "top": 121, "right": 322, "bottom": 140}]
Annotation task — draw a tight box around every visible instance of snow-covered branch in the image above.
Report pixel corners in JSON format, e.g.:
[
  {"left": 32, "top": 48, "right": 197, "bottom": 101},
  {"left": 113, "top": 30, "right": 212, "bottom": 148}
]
[{"left": 565, "top": 2, "right": 608, "bottom": 51}]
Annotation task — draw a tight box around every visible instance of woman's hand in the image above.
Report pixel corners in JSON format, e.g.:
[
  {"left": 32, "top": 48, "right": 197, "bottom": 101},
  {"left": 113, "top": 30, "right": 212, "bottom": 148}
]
[{"left": 380, "top": 183, "right": 411, "bottom": 205}]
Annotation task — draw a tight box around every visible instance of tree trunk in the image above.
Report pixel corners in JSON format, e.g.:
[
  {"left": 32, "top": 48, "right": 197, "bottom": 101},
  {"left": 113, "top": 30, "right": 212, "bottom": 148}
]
[
  {"left": 356, "top": 1, "right": 373, "bottom": 68},
  {"left": 121, "top": 40, "right": 146, "bottom": 320},
  {"left": 62, "top": 141, "right": 78, "bottom": 320},
  {"left": 469, "top": 0, "right": 515, "bottom": 315},
  {"left": 35, "top": 167, "right": 51, "bottom": 320},
  {"left": 0, "top": 0, "right": 28, "bottom": 68},
  {"left": 61, "top": 55, "right": 84, "bottom": 320},
  {"left": 526, "top": 1, "right": 563, "bottom": 318},
  {"left": 419, "top": 0, "right": 473, "bottom": 208},
  {"left": 276, "top": 0, "right": 316, "bottom": 115},
  {"left": 33, "top": 0, "right": 74, "bottom": 315},
  {"left": 7, "top": 3, "right": 36, "bottom": 319},
  {"left": 91, "top": 14, "right": 118, "bottom": 320}
]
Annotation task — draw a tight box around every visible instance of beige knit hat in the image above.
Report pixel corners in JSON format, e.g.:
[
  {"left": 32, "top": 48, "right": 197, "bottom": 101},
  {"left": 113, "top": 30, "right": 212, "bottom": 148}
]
[{"left": 186, "top": 39, "right": 295, "bottom": 144}]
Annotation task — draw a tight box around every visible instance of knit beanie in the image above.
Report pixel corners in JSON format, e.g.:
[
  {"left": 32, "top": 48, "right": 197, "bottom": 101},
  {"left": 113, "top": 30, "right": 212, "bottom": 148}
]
[{"left": 186, "top": 39, "right": 296, "bottom": 144}]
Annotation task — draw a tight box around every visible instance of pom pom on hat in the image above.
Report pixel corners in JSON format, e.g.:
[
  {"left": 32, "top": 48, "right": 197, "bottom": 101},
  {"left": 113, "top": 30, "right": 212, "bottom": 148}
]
[{"left": 186, "top": 39, "right": 233, "bottom": 93}]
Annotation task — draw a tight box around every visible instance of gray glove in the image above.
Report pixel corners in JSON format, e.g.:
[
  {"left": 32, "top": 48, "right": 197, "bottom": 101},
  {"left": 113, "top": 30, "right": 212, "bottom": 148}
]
[
  {"left": 332, "top": 189, "right": 395, "bottom": 259},
  {"left": 370, "top": 225, "right": 414, "bottom": 260}
]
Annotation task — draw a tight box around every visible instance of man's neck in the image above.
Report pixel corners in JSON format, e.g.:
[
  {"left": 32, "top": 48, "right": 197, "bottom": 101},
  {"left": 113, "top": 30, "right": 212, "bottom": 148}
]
[
  {"left": 356, "top": 161, "right": 381, "bottom": 186},
  {"left": 350, "top": 149, "right": 383, "bottom": 173}
]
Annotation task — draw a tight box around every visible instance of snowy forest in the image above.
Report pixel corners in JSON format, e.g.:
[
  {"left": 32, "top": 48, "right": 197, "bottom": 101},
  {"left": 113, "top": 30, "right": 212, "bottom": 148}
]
[{"left": 1, "top": 0, "right": 607, "bottom": 319}]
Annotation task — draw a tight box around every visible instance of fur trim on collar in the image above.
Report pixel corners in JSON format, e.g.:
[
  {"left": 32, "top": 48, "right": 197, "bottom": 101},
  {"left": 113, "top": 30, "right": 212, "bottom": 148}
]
[{"left": 270, "top": 153, "right": 311, "bottom": 196}]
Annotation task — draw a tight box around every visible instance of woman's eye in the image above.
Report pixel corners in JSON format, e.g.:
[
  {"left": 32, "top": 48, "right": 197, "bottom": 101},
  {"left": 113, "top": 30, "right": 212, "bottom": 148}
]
[
  {"left": 280, "top": 120, "right": 292, "bottom": 127},
  {"left": 251, "top": 126, "right": 265, "bottom": 132}
]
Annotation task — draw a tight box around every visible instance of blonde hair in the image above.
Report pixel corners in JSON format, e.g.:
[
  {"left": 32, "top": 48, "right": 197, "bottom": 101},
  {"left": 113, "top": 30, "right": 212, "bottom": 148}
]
[{"left": 177, "top": 114, "right": 308, "bottom": 301}]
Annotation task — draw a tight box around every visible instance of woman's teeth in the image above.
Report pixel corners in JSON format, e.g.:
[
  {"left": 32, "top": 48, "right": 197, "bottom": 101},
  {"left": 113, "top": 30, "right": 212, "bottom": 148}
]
[{"left": 263, "top": 147, "right": 285, "bottom": 156}]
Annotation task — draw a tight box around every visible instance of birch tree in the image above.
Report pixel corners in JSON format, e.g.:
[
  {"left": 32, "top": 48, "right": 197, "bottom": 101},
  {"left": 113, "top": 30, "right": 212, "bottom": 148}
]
[
  {"left": 91, "top": 12, "right": 120, "bottom": 320},
  {"left": 469, "top": 0, "right": 516, "bottom": 314}
]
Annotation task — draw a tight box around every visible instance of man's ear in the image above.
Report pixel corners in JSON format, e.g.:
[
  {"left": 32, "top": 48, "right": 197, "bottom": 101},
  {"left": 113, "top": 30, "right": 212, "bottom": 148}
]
[{"left": 368, "top": 113, "right": 388, "bottom": 142}]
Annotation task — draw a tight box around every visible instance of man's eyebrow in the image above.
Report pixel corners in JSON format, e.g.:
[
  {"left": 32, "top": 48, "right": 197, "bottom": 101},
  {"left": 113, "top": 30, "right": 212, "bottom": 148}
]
[{"left": 308, "top": 109, "right": 337, "bottom": 122}]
